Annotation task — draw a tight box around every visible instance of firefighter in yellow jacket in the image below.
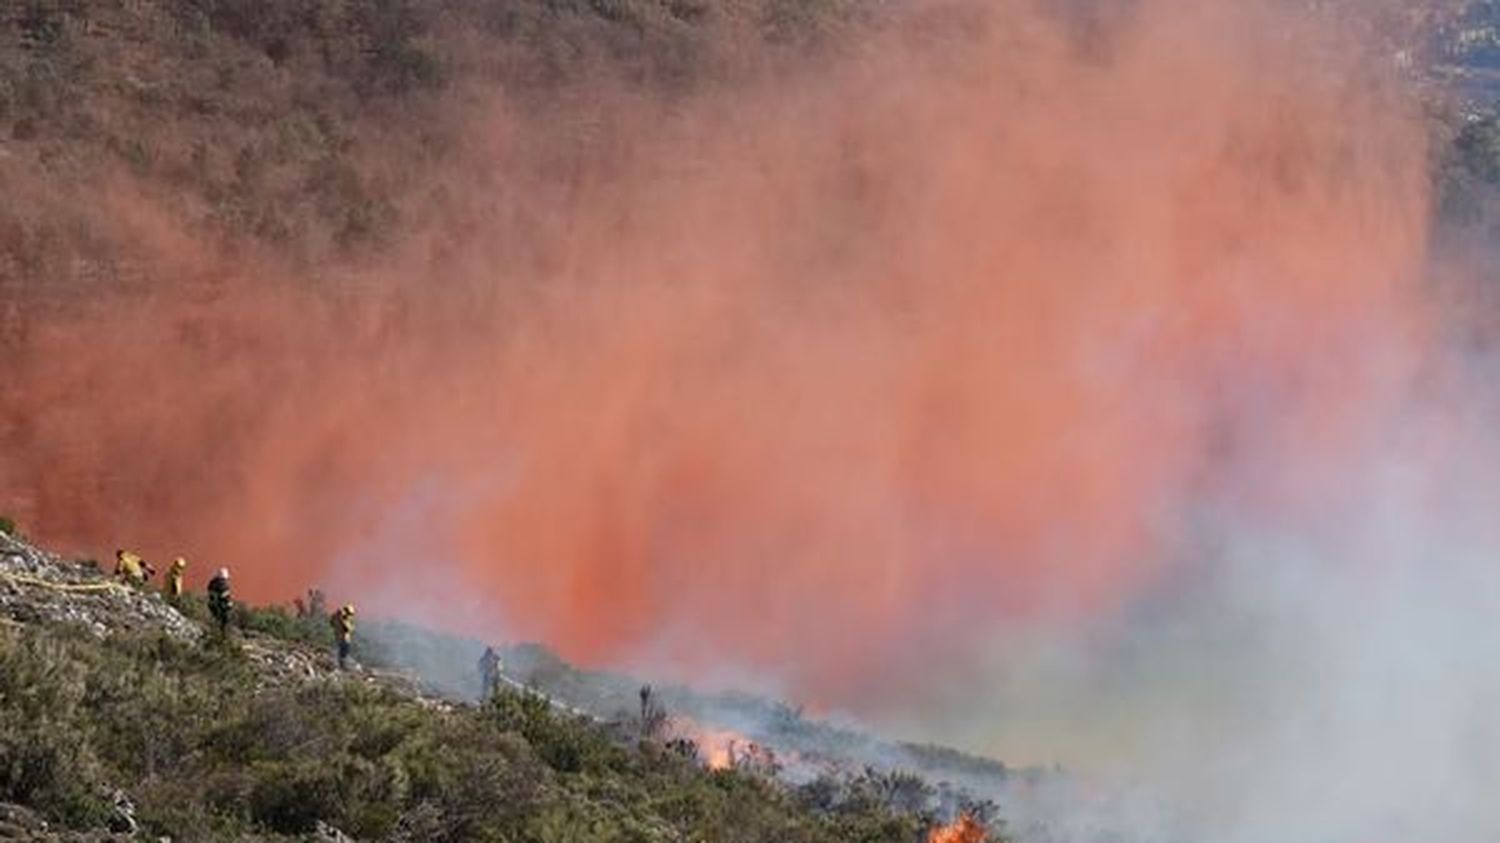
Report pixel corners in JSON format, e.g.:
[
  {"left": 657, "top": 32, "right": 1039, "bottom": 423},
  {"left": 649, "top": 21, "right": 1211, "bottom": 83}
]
[
  {"left": 330, "top": 604, "right": 356, "bottom": 670},
  {"left": 164, "top": 557, "right": 187, "bottom": 600},
  {"left": 114, "top": 549, "right": 154, "bottom": 586}
]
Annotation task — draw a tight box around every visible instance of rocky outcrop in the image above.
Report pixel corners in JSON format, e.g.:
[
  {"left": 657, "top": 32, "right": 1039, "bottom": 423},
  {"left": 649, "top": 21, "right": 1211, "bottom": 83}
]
[
  {"left": 0, "top": 802, "right": 133, "bottom": 842},
  {"left": 0, "top": 533, "right": 199, "bottom": 641}
]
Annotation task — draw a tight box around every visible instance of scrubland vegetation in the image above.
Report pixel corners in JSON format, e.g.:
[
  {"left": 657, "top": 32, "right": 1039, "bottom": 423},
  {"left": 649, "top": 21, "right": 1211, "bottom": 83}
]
[{"left": 0, "top": 589, "right": 941, "bottom": 840}]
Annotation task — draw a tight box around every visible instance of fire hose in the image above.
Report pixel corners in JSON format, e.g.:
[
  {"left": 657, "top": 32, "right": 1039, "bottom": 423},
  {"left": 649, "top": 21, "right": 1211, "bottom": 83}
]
[
  {"left": 1, "top": 572, "right": 133, "bottom": 594},
  {"left": 491, "top": 670, "right": 591, "bottom": 718}
]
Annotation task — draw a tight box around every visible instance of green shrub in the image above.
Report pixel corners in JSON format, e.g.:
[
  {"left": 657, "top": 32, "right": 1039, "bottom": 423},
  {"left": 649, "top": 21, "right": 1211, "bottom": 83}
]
[
  {"left": 0, "top": 633, "right": 111, "bottom": 826},
  {"left": 0, "top": 602, "right": 948, "bottom": 841},
  {"left": 234, "top": 601, "right": 332, "bottom": 646},
  {"left": 488, "top": 686, "right": 625, "bottom": 774},
  {"left": 171, "top": 591, "right": 213, "bottom": 626},
  {"left": 247, "top": 759, "right": 346, "bottom": 833}
]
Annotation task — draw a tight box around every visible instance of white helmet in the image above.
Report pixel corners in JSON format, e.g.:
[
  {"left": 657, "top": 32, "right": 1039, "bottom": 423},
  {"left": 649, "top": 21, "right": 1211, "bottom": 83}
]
[{"left": 217, "top": 567, "right": 230, "bottom": 579}]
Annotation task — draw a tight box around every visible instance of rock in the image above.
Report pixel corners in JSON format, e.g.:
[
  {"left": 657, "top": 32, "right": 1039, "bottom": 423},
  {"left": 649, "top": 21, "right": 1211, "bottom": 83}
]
[
  {"left": 0, "top": 533, "right": 199, "bottom": 643},
  {"left": 105, "top": 790, "right": 137, "bottom": 835},
  {"left": 0, "top": 802, "right": 50, "bottom": 835},
  {"left": 0, "top": 802, "right": 136, "bottom": 841},
  {"left": 314, "top": 820, "right": 353, "bottom": 842}
]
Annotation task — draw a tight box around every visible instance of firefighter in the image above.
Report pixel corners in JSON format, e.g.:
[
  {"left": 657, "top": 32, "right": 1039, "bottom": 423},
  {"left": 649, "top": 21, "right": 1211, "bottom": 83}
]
[
  {"left": 206, "top": 567, "right": 232, "bottom": 635},
  {"left": 114, "top": 549, "right": 145, "bottom": 585},
  {"left": 330, "top": 604, "right": 356, "bottom": 669},
  {"left": 164, "top": 557, "right": 188, "bottom": 600},
  {"left": 478, "top": 646, "right": 502, "bottom": 697}
]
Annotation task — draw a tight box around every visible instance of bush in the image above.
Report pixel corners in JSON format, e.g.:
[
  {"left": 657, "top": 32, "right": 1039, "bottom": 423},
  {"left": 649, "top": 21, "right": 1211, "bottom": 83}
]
[
  {"left": 488, "top": 687, "right": 625, "bottom": 774},
  {"left": 234, "top": 601, "right": 331, "bottom": 646},
  {"left": 170, "top": 590, "right": 213, "bottom": 626},
  {"left": 0, "top": 633, "right": 111, "bottom": 826},
  {"left": 0, "top": 601, "right": 947, "bottom": 842},
  {"left": 247, "top": 759, "right": 345, "bottom": 833}
]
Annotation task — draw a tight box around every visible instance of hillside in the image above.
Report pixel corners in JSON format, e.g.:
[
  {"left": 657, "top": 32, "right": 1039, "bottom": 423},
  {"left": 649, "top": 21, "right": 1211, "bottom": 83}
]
[
  {"left": 364, "top": 620, "right": 1030, "bottom": 794},
  {"left": 5, "top": 0, "right": 1500, "bottom": 306},
  {"left": 0, "top": 0, "right": 853, "bottom": 299},
  {"left": 9, "top": 4, "right": 1500, "bottom": 841},
  {"left": 0, "top": 527, "right": 962, "bottom": 842}
]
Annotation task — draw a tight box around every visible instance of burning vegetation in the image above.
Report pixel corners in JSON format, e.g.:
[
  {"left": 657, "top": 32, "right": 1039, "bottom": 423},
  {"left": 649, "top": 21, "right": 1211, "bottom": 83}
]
[
  {"left": 683, "top": 725, "right": 783, "bottom": 775},
  {"left": 927, "top": 814, "right": 989, "bottom": 843}
]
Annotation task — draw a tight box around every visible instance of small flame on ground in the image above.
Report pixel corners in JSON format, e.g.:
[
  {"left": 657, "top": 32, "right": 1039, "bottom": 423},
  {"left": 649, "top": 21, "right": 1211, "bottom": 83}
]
[
  {"left": 680, "top": 725, "right": 748, "bottom": 770},
  {"left": 703, "top": 732, "right": 739, "bottom": 771},
  {"left": 927, "top": 813, "right": 987, "bottom": 843},
  {"left": 675, "top": 721, "right": 784, "bottom": 773}
]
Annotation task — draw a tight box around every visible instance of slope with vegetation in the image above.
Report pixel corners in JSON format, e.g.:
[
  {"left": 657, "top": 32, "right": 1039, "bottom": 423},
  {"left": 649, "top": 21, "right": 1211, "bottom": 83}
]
[
  {"left": 4, "top": 0, "right": 1499, "bottom": 294},
  {"left": 365, "top": 618, "right": 1030, "bottom": 803},
  {"left": 0, "top": 526, "right": 952, "bottom": 841},
  {"left": 0, "top": 0, "right": 855, "bottom": 298}
]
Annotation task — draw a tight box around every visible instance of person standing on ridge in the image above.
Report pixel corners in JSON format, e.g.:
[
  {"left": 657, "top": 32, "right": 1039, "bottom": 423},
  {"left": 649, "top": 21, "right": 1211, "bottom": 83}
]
[
  {"left": 330, "top": 604, "right": 356, "bottom": 670},
  {"left": 164, "top": 557, "right": 188, "bottom": 601},
  {"left": 478, "top": 646, "right": 502, "bottom": 698},
  {"left": 206, "top": 567, "right": 233, "bottom": 636}
]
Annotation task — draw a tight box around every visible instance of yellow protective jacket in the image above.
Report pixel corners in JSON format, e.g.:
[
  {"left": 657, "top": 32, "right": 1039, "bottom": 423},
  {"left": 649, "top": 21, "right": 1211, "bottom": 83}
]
[
  {"left": 330, "top": 609, "right": 355, "bottom": 643},
  {"left": 115, "top": 551, "right": 144, "bottom": 583},
  {"left": 165, "top": 558, "right": 187, "bottom": 597}
]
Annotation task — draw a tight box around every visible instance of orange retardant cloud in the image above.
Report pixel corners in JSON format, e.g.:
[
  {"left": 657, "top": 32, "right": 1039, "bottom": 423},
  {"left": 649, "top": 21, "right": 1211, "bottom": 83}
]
[{"left": 0, "top": 1, "right": 1430, "bottom": 704}]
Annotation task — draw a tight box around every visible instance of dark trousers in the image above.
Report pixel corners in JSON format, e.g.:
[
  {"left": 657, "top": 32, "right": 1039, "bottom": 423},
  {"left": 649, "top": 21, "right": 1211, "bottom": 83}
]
[{"left": 337, "top": 639, "right": 351, "bottom": 668}]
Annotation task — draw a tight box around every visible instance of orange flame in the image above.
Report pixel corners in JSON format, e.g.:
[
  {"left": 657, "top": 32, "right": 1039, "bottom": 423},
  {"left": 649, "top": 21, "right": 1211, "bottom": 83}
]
[
  {"left": 927, "top": 814, "right": 987, "bottom": 843},
  {"left": 695, "top": 728, "right": 744, "bottom": 771},
  {"left": 677, "top": 722, "right": 777, "bottom": 772}
]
